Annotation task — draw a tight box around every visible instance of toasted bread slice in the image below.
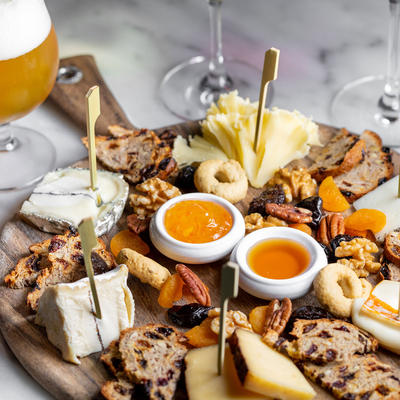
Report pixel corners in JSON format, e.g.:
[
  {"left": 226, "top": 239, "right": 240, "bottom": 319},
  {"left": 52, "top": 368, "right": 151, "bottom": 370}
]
[
  {"left": 82, "top": 125, "right": 176, "bottom": 184},
  {"left": 380, "top": 258, "right": 400, "bottom": 281},
  {"left": 384, "top": 230, "right": 400, "bottom": 267},
  {"left": 309, "top": 129, "right": 366, "bottom": 182},
  {"left": 333, "top": 130, "right": 393, "bottom": 203}
]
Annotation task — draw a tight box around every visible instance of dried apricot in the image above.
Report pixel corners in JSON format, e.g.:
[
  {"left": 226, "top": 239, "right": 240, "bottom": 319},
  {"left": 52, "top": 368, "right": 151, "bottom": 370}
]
[
  {"left": 318, "top": 176, "right": 350, "bottom": 212},
  {"left": 344, "top": 209, "right": 386, "bottom": 233},
  {"left": 249, "top": 305, "right": 269, "bottom": 335},
  {"left": 185, "top": 317, "right": 218, "bottom": 347},
  {"left": 110, "top": 230, "right": 150, "bottom": 258},
  {"left": 289, "top": 223, "right": 312, "bottom": 235},
  {"left": 158, "top": 273, "right": 184, "bottom": 308}
]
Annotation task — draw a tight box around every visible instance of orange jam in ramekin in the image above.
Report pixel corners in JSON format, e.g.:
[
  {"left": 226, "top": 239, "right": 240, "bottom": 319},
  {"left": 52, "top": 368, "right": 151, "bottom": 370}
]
[{"left": 164, "top": 200, "right": 233, "bottom": 244}]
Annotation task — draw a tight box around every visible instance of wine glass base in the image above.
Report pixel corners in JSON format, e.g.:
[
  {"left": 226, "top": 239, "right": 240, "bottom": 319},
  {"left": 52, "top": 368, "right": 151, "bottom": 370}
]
[
  {"left": 0, "top": 125, "right": 56, "bottom": 191},
  {"left": 330, "top": 75, "right": 400, "bottom": 146},
  {"left": 159, "top": 56, "right": 269, "bottom": 120}
]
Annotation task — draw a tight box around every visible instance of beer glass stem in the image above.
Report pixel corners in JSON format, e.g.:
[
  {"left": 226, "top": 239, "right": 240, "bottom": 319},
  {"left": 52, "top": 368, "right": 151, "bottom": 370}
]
[
  {"left": 378, "top": 0, "right": 400, "bottom": 121},
  {"left": 200, "top": 0, "right": 233, "bottom": 91},
  {"left": 0, "top": 124, "right": 17, "bottom": 152}
]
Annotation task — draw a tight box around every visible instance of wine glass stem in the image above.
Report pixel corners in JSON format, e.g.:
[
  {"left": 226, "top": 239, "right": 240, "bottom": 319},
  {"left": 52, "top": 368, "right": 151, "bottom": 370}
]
[
  {"left": 380, "top": 0, "right": 400, "bottom": 118},
  {"left": 204, "top": 0, "right": 231, "bottom": 90},
  {"left": 0, "top": 124, "right": 17, "bottom": 152}
]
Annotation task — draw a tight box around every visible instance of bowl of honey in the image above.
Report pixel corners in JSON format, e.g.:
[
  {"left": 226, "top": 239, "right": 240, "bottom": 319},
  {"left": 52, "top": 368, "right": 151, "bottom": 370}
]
[
  {"left": 150, "top": 193, "right": 245, "bottom": 264},
  {"left": 230, "top": 227, "right": 327, "bottom": 299}
]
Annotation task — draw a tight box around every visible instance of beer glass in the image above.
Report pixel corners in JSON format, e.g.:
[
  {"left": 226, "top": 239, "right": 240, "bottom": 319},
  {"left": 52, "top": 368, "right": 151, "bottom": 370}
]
[
  {"left": 330, "top": 0, "right": 400, "bottom": 146},
  {"left": 0, "top": 0, "right": 59, "bottom": 190},
  {"left": 159, "top": 0, "right": 265, "bottom": 120}
]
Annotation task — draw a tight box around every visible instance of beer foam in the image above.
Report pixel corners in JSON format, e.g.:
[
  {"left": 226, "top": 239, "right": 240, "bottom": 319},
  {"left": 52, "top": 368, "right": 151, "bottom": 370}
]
[{"left": 0, "top": 0, "right": 51, "bottom": 60}]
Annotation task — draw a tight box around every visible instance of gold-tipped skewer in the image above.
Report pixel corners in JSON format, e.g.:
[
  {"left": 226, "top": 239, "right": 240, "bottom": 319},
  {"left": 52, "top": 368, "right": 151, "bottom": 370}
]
[
  {"left": 253, "top": 48, "right": 280, "bottom": 153},
  {"left": 217, "top": 261, "right": 239, "bottom": 375},
  {"left": 78, "top": 218, "right": 102, "bottom": 319},
  {"left": 86, "top": 85, "right": 102, "bottom": 207}
]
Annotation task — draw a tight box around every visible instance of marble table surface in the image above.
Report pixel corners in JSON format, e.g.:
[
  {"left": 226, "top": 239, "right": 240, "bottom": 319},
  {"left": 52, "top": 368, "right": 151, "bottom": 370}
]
[{"left": 0, "top": 0, "right": 392, "bottom": 398}]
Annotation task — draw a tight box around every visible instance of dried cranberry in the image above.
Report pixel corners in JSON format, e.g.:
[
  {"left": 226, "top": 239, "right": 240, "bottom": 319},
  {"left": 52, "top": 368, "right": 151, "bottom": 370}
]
[
  {"left": 168, "top": 303, "right": 213, "bottom": 328},
  {"left": 296, "top": 196, "right": 322, "bottom": 229},
  {"left": 248, "top": 185, "right": 285, "bottom": 216},
  {"left": 175, "top": 165, "right": 196, "bottom": 190}
]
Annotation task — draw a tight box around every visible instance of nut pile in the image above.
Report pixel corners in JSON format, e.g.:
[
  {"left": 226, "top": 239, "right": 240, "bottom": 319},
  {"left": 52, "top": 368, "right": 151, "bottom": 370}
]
[{"left": 245, "top": 213, "right": 287, "bottom": 234}]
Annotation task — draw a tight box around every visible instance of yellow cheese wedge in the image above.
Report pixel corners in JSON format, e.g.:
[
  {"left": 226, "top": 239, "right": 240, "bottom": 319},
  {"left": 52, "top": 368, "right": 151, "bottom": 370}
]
[
  {"left": 185, "top": 345, "right": 267, "bottom": 400},
  {"left": 229, "top": 329, "right": 315, "bottom": 400}
]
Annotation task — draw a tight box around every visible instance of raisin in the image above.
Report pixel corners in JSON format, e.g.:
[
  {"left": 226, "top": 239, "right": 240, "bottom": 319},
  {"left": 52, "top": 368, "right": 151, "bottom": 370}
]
[
  {"left": 157, "top": 378, "right": 168, "bottom": 386},
  {"left": 334, "top": 325, "right": 350, "bottom": 333},
  {"left": 144, "top": 331, "right": 162, "bottom": 340},
  {"left": 332, "top": 380, "right": 346, "bottom": 388},
  {"left": 305, "top": 344, "right": 317, "bottom": 355},
  {"left": 326, "top": 349, "right": 337, "bottom": 362},
  {"left": 296, "top": 196, "right": 323, "bottom": 229},
  {"left": 175, "top": 165, "right": 197, "bottom": 190},
  {"left": 168, "top": 303, "right": 213, "bottom": 328},
  {"left": 342, "top": 394, "right": 355, "bottom": 400},
  {"left": 48, "top": 238, "right": 66, "bottom": 253},
  {"left": 342, "top": 372, "right": 355, "bottom": 381},
  {"left": 302, "top": 323, "right": 317, "bottom": 334},
  {"left": 156, "top": 327, "right": 174, "bottom": 337},
  {"left": 248, "top": 185, "right": 285, "bottom": 216},
  {"left": 360, "top": 392, "right": 372, "bottom": 400},
  {"left": 376, "top": 386, "right": 390, "bottom": 395},
  {"left": 318, "top": 330, "right": 332, "bottom": 338},
  {"left": 286, "top": 306, "right": 335, "bottom": 334}
]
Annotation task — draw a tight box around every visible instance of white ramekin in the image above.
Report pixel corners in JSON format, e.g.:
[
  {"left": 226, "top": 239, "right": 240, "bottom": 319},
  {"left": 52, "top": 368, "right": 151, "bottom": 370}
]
[
  {"left": 150, "top": 193, "right": 245, "bottom": 264},
  {"left": 230, "top": 226, "right": 327, "bottom": 300}
]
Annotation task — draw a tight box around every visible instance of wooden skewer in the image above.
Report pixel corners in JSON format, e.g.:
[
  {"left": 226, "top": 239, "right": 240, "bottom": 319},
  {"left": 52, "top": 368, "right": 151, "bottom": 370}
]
[
  {"left": 85, "top": 85, "right": 102, "bottom": 207},
  {"left": 78, "top": 218, "right": 102, "bottom": 319},
  {"left": 217, "top": 261, "right": 239, "bottom": 375},
  {"left": 253, "top": 48, "right": 280, "bottom": 153}
]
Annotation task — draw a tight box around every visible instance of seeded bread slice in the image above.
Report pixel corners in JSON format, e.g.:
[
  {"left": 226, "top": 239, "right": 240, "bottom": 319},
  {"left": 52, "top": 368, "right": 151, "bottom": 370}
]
[
  {"left": 82, "top": 125, "right": 176, "bottom": 184},
  {"left": 333, "top": 130, "right": 393, "bottom": 203},
  {"left": 380, "top": 259, "right": 400, "bottom": 282},
  {"left": 281, "top": 319, "right": 378, "bottom": 365},
  {"left": 309, "top": 129, "right": 366, "bottom": 182},
  {"left": 101, "top": 324, "right": 187, "bottom": 400},
  {"left": 297, "top": 354, "right": 400, "bottom": 399},
  {"left": 384, "top": 230, "right": 400, "bottom": 267}
]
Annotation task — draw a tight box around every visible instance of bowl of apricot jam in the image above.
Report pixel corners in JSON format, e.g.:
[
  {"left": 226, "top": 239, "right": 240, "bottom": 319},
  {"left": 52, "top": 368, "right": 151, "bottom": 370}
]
[
  {"left": 150, "top": 193, "right": 245, "bottom": 264},
  {"left": 230, "top": 227, "right": 327, "bottom": 300}
]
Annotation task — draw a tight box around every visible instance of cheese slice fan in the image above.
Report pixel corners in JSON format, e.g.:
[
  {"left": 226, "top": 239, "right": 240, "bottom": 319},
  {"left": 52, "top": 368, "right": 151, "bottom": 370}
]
[
  {"left": 78, "top": 217, "right": 102, "bottom": 319},
  {"left": 86, "top": 85, "right": 102, "bottom": 207},
  {"left": 218, "top": 261, "right": 239, "bottom": 375}
]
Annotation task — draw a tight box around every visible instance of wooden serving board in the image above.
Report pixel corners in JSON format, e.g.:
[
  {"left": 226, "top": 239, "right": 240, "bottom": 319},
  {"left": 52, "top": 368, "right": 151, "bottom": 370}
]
[{"left": 0, "top": 55, "right": 399, "bottom": 400}]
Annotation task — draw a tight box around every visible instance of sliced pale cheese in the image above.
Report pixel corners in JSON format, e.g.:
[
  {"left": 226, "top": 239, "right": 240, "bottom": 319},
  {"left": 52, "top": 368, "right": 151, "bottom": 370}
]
[
  {"left": 230, "top": 329, "right": 315, "bottom": 400},
  {"left": 35, "top": 265, "right": 134, "bottom": 364},
  {"left": 360, "top": 280, "right": 400, "bottom": 328},
  {"left": 198, "top": 91, "right": 320, "bottom": 188},
  {"left": 353, "top": 176, "right": 400, "bottom": 239},
  {"left": 172, "top": 135, "right": 228, "bottom": 166},
  {"left": 352, "top": 298, "right": 400, "bottom": 355},
  {"left": 185, "top": 345, "right": 266, "bottom": 400},
  {"left": 20, "top": 168, "right": 129, "bottom": 236}
]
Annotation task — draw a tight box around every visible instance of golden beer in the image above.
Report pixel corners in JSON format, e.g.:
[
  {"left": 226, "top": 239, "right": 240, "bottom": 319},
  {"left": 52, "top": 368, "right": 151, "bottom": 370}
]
[{"left": 0, "top": 25, "right": 58, "bottom": 124}]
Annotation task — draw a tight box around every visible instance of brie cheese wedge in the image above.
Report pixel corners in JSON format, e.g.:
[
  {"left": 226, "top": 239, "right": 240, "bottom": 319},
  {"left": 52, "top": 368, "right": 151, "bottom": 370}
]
[
  {"left": 35, "top": 265, "right": 135, "bottom": 364},
  {"left": 20, "top": 168, "right": 129, "bottom": 236}
]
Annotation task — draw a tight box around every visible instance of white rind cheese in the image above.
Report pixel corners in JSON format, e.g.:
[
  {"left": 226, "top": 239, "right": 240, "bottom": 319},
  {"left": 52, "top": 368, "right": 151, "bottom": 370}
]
[
  {"left": 20, "top": 168, "right": 129, "bottom": 236},
  {"left": 35, "top": 265, "right": 134, "bottom": 364},
  {"left": 185, "top": 345, "right": 266, "bottom": 400}
]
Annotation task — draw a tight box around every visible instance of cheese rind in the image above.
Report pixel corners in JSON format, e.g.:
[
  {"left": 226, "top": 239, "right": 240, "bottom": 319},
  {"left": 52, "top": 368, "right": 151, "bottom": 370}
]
[
  {"left": 20, "top": 168, "right": 129, "bottom": 236},
  {"left": 35, "top": 265, "right": 134, "bottom": 364},
  {"left": 229, "top": 329, "right": 315, "bottom": 400},
  {"left": 185, "top": 345, "right": 266, "bottom": 400}
]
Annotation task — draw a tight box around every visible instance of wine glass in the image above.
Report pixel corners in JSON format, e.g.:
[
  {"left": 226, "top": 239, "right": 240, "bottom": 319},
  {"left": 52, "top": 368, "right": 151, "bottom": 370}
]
[
  {"left": 330, "top": 0, "right": 400, "bottom": 146},
  {"left": 0, "top": 0, "right": 59, "bottom": 191},
  {"left": 159, "top": 0, "right": 267, "bottom": 120}
]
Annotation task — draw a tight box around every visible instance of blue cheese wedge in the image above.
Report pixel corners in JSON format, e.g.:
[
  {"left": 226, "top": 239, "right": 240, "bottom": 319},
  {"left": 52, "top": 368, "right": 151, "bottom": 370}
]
[
  {"left": 20, "top": 168, "right": 129, "bottom": 236},
  {"left": 35, "top": 265, "right": 135, "bottom": 364}
]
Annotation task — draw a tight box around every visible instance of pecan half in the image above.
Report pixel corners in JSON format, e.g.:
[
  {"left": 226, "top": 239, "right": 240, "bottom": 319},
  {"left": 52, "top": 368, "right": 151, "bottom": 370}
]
[
  {"left": 317, "top": 214, "right": 345, "bottom": 247},
  {"left": 176, "top": 264, "right": 211, "bottom": 306},
  {"left": 126, "top": 213, "right": 150, "bottom": 234},
  {"left": 264, "top": 203, "right": 313, "bottom": 224},
  {"left": 263, "top": 297, "right": 292, "bottom": 335}
]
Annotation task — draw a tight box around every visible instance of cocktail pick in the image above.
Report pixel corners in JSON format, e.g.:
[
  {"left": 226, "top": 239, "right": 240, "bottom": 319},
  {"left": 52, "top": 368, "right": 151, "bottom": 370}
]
[
  {"left": 78, "top": 217, "right": 102, "bottom": 319},
  {"left": 253, "top": 48, "right": 280, "bottom": 152},
  {"left": 85, "top": 85, "right": 102, "bottom": 207},
  {"left": 217, "top": 261, "right": 239, "bottom": 375}
]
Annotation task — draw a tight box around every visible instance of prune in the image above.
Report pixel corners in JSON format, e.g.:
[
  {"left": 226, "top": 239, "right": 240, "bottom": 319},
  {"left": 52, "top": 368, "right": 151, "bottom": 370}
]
[
  {"left": 175, "top": 165, "right": 197, "bottom": 190},
  {"left": 248, "top": 185, "right": 285, "bottom": 216},
  {"left": 285, "top": 306, "right": 335, "bottom": 335},
  {"left": 319, "top": 242, "right": 336, "bottom": 263},
  {"left": 167, "top": 303, "right": 213, "bottom": 328},
  {"left": 330, "top": 234, "right": 356, "bottom": 255},
  {"left": 296, "top": 196, "right": 322, "bottom": 229}
]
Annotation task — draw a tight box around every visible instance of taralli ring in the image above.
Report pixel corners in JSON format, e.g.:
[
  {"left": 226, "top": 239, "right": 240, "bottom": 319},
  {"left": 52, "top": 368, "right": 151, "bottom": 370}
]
[
  {"left": 314, "top": 263, "right": 362, "bottom": 318},
  {"left": 194, "top": 159, "right": 248, "bottom": 203}
]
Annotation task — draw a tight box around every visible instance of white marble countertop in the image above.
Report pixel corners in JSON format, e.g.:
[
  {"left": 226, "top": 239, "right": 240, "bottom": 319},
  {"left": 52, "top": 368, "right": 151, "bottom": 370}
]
[{"left": 0, "top": 0, "right": 391, "bottom": 398}]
